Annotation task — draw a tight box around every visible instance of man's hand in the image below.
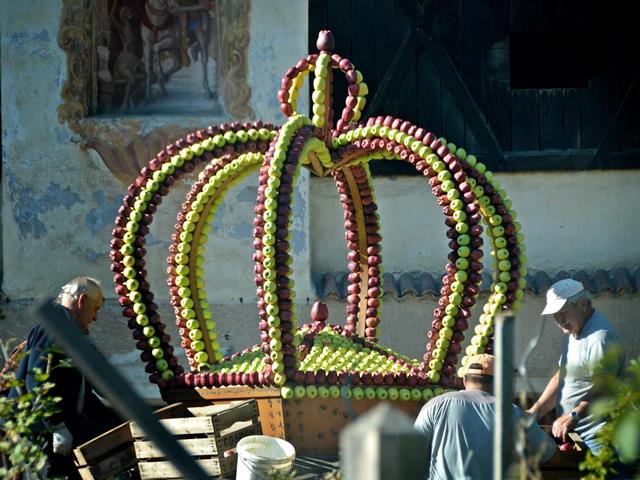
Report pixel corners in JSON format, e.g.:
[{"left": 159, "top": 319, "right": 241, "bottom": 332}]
[
  {"left": 51, "top": 423, "right": 73, "bottom": 455},
  {"left": 551, "top": 414, "right": 576, "bottom": 443}
]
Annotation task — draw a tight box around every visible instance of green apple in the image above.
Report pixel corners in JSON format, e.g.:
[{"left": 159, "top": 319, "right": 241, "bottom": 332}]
[
  {"left": 294, "top": 385, "right": 306, "bottom": 399},
  {"left": 188, "top": 329, "right": 203, "bottom": 341},
  {"left": 426, "top": 370, "right": 440, "bottom": 384},
  {"left": 411, "top": 389, "right": 423, "bottom": 401},
  {"left": 142, "top": 325, "right": 155, "bottom": 337},
  {"left": 376, "top": 388, "right": 389, "bottom": 400},
  {"left": 455, "top": 222, "right": 469, "bottom": 234},
  {"left": 151, "top": 348, "right": 164, "bottom": 359},
  {"left": 155, "top": 359, "right": 168, "bottom": 371},
  {"left": 339, "top": 386, "right": 351, "bottom": 399},
  {"left": 129, "top": 291, "right": 142, "bottom": 303},
  {"left": 351, "top": 387, "right": 364, "bottom": 400},
  {"left": 455, "top": 258, "right": 469, "bottom": 270},
  {"left": 318, "top": 386, "right": 330, "bottom": 399},
  {"left": 422, "top": 389, "right": 434, "bottom": 401},
  {"left": 329, "top": 386, "right": 341, "bottom": 398},
  {"left": 428, "top": 359, "right": 443, "bottom": 371},
  {"left": 399, "top": 389, "right": 411, "bottom": 401},
  {"left": 281, "top": 386, "right": 294, "bottom": 399},
  {"left": 364, "top": 387, "right": 376, "bottom": 400},
  {"left": 194, "top": 351, "right": 208, "bottom": 363},
  {"left": 305, "top": 385, "right": 318, "bottom": 399},
  {"left": 387, "top": 388, "right": 399, "bottom": 400}
]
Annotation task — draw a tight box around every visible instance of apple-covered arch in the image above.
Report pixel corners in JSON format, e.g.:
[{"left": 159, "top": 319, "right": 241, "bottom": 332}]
[{"left": 110, "top": 30, "right": 527, "bottom": 396}]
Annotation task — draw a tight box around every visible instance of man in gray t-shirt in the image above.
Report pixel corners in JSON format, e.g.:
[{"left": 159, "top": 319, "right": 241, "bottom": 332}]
[
  {"left": 414, "top": 354, "right": 556, "bottom": 480},
  {"left": 527, "top": 279, "right": 625, "bottom": 454}
]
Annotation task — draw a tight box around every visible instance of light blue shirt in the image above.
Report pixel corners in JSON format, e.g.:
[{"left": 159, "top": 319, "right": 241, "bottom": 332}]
[
  {"left": 414, "top": 389, "right": 556, "bottom": 480},
  {"left": 557, "top": 310, "right": 625, "bottom": 453}
]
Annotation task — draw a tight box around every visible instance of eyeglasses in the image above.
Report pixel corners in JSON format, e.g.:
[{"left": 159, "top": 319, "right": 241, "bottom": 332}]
[{"left": 553, "top": 305, "right": 574, "bottom": 328}]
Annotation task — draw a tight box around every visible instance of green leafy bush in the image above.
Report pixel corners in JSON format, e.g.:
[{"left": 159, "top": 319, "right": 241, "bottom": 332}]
[
  {"left": 0, "top": 339, "right": 63, "bottom": 479},
  {"left": 580, "top": 354, "right": 640, "bottom": 479}
]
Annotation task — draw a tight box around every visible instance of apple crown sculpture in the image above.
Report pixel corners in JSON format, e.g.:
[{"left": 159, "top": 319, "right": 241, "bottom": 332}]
[{"left": 111, "top": 31, "right": 527, "bottom": 401}]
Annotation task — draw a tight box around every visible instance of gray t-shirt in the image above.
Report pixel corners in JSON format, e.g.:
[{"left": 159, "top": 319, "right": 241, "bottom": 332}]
[
  {"left": 414, "top": 389, "right": 556, "bottom": 480},
  {"left": 557, "top": 310, "right": 625, "bottom": 452}
]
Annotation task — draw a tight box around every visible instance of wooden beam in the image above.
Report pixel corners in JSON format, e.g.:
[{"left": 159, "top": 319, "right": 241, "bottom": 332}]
[
  {"left": 592, "top": 74, "right": 639, "bottom": 166},
  {"left": 498, "top": 149, "right": 640, "bottom": 172},
  {"left": 398, "top": 0, "right": 505, "bottom": 166},
  {"left": 365, "top": 28, "right": 417, "bottom": 117}
]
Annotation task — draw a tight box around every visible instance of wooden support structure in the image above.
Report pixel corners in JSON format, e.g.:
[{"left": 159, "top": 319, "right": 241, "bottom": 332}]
[{"left": 161, "top": 386, "right": 425, "bottom": 455}]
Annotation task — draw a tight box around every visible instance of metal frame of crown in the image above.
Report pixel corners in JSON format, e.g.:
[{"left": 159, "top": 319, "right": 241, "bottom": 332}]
[{"left": 110, "top": 30, "right": 527, "bottom": 452}]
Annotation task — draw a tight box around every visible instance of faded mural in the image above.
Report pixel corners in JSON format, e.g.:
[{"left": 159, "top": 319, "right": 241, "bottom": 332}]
[
  {"left": 57, "top": 0, "right": 256, "bottom": 183},
  {"left": 97, "top": 0, "right": 222, "bottom": 114}
]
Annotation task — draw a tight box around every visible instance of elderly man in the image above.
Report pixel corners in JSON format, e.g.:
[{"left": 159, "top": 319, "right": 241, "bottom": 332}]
[
  {"left": 414, "top": 354, "right": 556, "bottom": 479},
  {"left": 9, "top": 277, "right": 118, "bottom": 478},
  {"left": 527, "top": 278, "right": 626, "bottom": 454}
]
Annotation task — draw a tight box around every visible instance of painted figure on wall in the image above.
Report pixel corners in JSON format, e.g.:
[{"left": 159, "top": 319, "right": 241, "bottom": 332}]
[
  {"left": 59, "top": 0, "right": 254, "bottom": 182},
  {"left": 97, "top": 0, "right": 222, "bottom": 114}
]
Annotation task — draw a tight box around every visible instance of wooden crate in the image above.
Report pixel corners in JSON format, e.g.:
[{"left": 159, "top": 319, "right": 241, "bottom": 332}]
[
  {"left": 132, "top": 399, "right": 262, "bottom": 479},
  {"left": 162, "top": 386, "right": 285, "bottom": 439},
  {"left": 74, "top": 403, "right": 185, "bottom": 480}
]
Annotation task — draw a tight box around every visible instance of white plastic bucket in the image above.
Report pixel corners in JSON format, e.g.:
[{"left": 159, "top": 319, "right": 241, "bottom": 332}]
[{"left": 236, "top": 435, "right": 296, "bottom": 480}]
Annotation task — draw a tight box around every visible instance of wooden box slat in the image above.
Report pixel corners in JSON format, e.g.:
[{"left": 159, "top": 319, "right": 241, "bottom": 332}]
[
  {"left": 135, "top": 438, "right": 218, "bottom": 459},
  {"left": 73, "top": 403, "right": 185, "bottom": 480},
  {"left": 210, "top": 399, "right": 260, "bottom": 431},
  {"left": 74, "top": 423, "right": 134, "bottom": 467},
  {"left": 215, "top": 420, "right": 261, "bottom": 452},
  {"left": 131, "top": 416, "right": 214, "bottom": 438},
  {"left": 76, "top": 445, "right": 137, "bottom": 480},
  {"left": 138, "top": 458, "right": 226, "bottom": 479}
]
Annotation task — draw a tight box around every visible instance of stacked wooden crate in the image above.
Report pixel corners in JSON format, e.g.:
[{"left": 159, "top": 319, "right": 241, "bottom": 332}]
[
  {"left": 73, "top": 399, "right": 262, "bottom": 479},
  {"left": 132, "top": 399, "right": 262, "bottom": 479},
  {"left": 74, "top": 403, "right": 184, "bottom": 480}
]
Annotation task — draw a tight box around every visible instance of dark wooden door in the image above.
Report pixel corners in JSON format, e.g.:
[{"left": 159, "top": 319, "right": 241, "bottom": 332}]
[{"left": 309, "top": 0, "right": 640, "bottom": 172}]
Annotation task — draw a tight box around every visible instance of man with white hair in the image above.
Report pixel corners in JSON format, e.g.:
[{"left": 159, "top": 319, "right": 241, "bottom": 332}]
[
  {"left": 10, "top": 277, "right": 118, "bottom": 478},
  {"left": 527, "top": 278, "right": 626, "bottom": 454}
]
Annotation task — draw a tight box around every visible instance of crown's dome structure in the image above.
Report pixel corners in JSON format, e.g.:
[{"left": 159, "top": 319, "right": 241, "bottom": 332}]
[{"left": 111, "top": 30, "right": 527, "bottom": 409}]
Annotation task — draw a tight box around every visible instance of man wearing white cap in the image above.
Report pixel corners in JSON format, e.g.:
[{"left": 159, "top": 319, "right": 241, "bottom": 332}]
[
  {"left": 527, "top": 278, "right": 626, "bottom": 454},
  {"left": 414, "top": 354, "right": 556, "bottom": 479}
]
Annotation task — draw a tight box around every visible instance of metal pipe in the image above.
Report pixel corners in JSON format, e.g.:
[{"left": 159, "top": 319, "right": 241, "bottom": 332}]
[{"left": 493, "top": 313, "right": 515, "bottom": 480}]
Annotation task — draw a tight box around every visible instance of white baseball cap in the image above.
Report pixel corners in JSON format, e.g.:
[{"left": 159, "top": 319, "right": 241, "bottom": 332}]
[{"left": 541, "top": 279, "right": 585, "bottom": 315}]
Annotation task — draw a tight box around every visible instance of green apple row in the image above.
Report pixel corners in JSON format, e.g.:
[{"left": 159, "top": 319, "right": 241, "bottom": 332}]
[
  {"left": 311, "top": 52, "right": 332, "bottom": 129},
  {"left": 332, "top": 125, "right": 472, "bottom": 380},
  {"left": 280, "top": 384, "right": 445, "bottom": 402},
  {"left": 299, "top": 137, "right": 333, "bottom": 169},
  {"left": 256, "top": 114, "right": 311, "bottom": 386},
  {"left": 123, "top": 144, "right": 216, "bottom": 381},
  {"left": 171, "top": 152, "right": 265, "bottom": 371}
]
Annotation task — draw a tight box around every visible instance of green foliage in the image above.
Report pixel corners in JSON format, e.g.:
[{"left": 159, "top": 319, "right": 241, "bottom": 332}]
[
  {"left": 0, "top": 339, "right": 63, "bottom": 479},
  {"left": 580, "top": 353, "right": 640, "bottom": 479}
]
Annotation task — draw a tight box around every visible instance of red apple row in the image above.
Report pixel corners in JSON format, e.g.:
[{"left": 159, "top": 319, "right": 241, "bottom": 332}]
[{"left": 332, "top": 164, "right": 383, "bottom": 342}]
